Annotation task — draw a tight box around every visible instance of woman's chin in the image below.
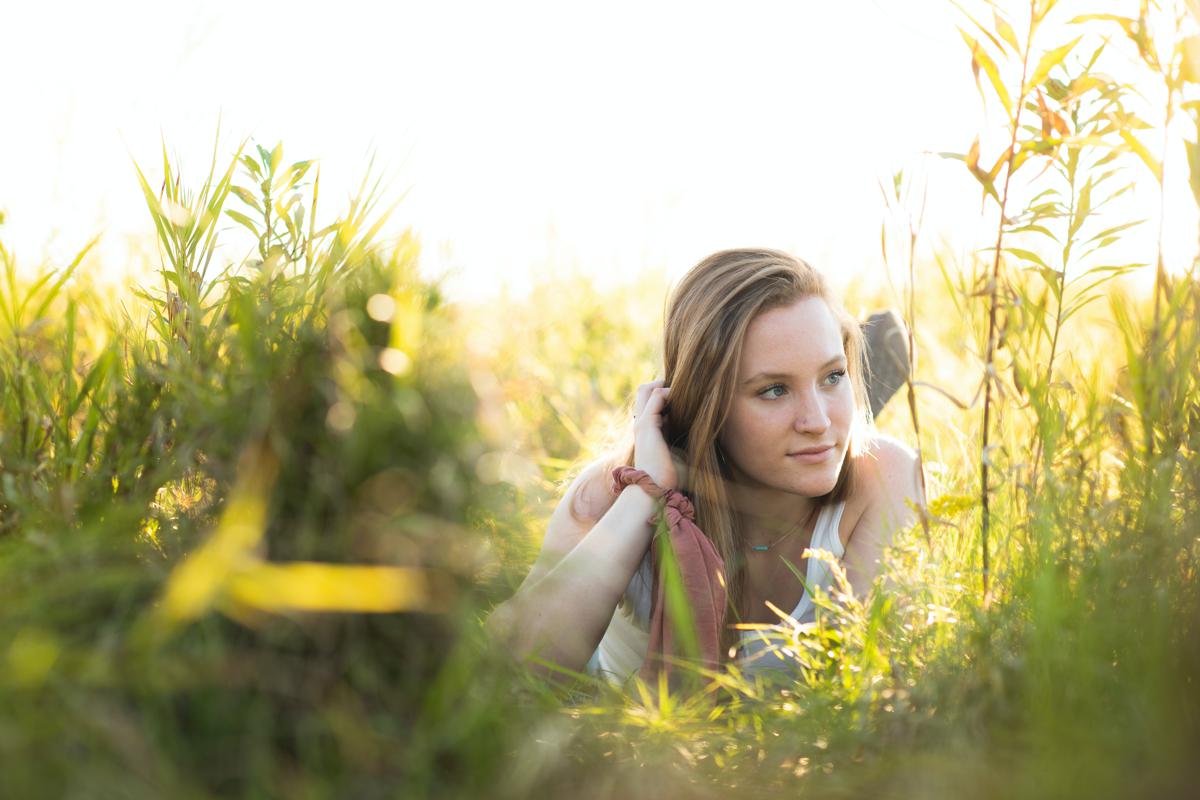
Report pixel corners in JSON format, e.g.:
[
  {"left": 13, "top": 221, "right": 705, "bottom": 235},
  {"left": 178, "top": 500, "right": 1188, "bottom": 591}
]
[
  {"left": 786, "top": 466, "right": 840, "bottom": 497},
  {"left": 730, "top": 461, "right": 842, "bottom": 498}
]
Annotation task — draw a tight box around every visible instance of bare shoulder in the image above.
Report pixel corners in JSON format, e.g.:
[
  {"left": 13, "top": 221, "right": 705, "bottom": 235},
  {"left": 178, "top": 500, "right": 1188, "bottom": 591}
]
[
  {"left": 858, "top": 433, "right": 919, "bottom": 487},
  {"left": 840, "top": 433, "right": 922, "bottom": 548}
]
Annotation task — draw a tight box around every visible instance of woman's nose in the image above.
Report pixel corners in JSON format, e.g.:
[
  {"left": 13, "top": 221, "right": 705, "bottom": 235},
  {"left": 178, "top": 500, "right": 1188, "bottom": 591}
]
[{"left": 793, "top": 391, "right": 830, "bottom": 433}]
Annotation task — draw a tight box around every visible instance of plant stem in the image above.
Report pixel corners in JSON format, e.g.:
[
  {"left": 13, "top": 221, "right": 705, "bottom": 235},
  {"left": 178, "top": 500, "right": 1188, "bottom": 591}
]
[
  {"left": 905, "top": 178, "right": 932, "bottom": 549},
  {"left": 980, "top": 3, "right": 1035, "bottom": 600},
  {"left": 1029, "top": 152, "right": 1077, "bottom": 497}
]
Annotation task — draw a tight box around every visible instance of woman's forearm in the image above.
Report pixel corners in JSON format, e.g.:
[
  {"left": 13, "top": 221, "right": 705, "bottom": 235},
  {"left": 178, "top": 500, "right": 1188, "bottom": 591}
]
[{"left": 486, "top": 486, "right": 658, "bottom": 676}]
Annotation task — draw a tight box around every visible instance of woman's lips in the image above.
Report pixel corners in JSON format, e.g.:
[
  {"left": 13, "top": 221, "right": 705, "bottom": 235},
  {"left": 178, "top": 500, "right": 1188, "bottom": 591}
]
[{"left": 788, "top": 445, "right": 834, "bottom": 464}]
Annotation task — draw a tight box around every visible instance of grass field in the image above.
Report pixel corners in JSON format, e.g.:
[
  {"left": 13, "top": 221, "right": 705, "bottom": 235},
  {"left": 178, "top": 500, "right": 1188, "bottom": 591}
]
[{"left": 1, "top": 2, "right": 1198, "bottom": 797}]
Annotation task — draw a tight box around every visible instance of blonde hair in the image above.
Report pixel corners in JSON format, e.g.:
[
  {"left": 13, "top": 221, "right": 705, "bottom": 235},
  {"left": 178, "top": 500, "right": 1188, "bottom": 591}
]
[{"left": 574, "top": 248, "right": 871, "bottom": 661}]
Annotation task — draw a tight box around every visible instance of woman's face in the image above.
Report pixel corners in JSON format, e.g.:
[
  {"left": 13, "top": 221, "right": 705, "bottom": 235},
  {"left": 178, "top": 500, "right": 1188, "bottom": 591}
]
[{"left": 717, "top": 296, "right": 855, "bottom": 498}]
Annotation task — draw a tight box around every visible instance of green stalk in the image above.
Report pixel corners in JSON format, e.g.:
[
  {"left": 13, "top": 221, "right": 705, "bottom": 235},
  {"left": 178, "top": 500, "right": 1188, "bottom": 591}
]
[
  {"left": 1028, "top": 152, "right": 1078, "bottom": 497},
  {"left": 980, "top": 3, "right": 1036, "bottom": 599}
]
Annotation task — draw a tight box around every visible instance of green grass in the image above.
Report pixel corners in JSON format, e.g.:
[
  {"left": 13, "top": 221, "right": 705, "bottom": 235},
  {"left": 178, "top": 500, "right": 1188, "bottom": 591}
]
[{"left": 0, "top": 1, "right": 1199, "bottom": 797}]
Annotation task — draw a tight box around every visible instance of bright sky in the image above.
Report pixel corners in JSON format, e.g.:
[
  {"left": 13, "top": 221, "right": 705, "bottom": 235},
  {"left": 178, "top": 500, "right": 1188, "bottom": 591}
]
[{"left": 0, "top": 0, "right": 1192, "bottom": 300}]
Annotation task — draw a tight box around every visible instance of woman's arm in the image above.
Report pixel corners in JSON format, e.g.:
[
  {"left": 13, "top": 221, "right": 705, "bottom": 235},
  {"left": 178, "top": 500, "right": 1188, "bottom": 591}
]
[
  {"left": 484, "top": 463, "right": 658, "bottom": 678},
  {"left": 842, "top": 435, "right": 924, "bottom": 601},
  {"left": 486, "top": 381, "right": 677, "bottom": 679}
]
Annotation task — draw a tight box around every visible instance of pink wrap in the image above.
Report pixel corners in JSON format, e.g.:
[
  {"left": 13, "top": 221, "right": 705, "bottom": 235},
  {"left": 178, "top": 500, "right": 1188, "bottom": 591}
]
[{"left": 611, "top": 467, "right": 728, "bottom": 684}]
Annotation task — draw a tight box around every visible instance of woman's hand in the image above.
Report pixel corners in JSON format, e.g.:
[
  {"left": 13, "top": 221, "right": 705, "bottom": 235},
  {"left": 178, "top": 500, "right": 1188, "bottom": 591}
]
[{"left": 633, "top": 380, "right": 677, "bottom": 490}]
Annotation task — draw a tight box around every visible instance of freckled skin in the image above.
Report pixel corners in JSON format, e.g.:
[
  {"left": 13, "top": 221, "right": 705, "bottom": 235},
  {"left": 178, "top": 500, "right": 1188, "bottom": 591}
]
[{"left": 718, "top": 296, "right": 855, "bottom": 500}]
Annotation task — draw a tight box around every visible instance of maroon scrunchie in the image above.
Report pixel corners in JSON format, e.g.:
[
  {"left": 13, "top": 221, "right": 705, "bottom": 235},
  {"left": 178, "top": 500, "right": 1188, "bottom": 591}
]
[{"left": 611, "top": 466, "right": 728, "bottom": 685}]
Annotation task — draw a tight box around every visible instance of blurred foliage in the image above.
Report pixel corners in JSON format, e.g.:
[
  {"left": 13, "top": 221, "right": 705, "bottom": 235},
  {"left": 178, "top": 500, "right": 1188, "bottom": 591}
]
[
  {"left": 0, "top": 140, "right": 550, "bottom": 798},
  {"left": 0, "top": 1, "right": 1198, "bottom": 798}
]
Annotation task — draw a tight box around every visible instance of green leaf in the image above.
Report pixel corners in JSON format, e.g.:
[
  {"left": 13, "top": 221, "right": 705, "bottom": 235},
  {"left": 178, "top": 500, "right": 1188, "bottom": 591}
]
[
  {"left": 240, "top": 155, "right": 262, "bottom": 178},
  {"left": 284, "top": 160, "right": 314, "bottom": 191},
  {"left": 950, "top": 1, "right": 1007, "bottom": 54},
  {"left": 994, "top": 10, "right": 1021, "bottom": 52},
  {"left": 1029, "top": 36, "right": 1083, "bottom": 89},
  {"left": 655, "top": 518, "right": 701, "bottom": 662},
  {"left": 1080, "top": 237, "right": 1119, "bottom": 259},
  {"left": 1068, "top": 264, "right": 1145, "bottom": 295},
  {"left": 1005, "top": 247, "right": 1052, "bottom": 270},
  {"left": 1027, "top": 201, "right": 1064, "bottom": 219},
  {"left": 1067, "top": 14, "right": 1134, "bottom": 26},
  {"left": 231, "top": 186, "right": 262, "bottom": 211},
  {"left": 1083, "top": 219, "right": 1144, "bottom": 246},
  {"left": 226, "top": 209, "right": 261, "bottom": 237},
  {"left": 1188, "top": 136, "right": 1200, "bottom": 209},
  {"left": 132, "top": 156, "right": 181, "bottom": 267},
  {"left": 960, "top": 28, "right": 1013, "bottom": 117},
  {"left": 1034, "top": 0, "right": 1060, "bottom": 23},
  {"left": 1028, "top": 187, "right": 1060, "bottom": 205},
  {"left": 67, "top": 348, "right": 114, "bottom": 418},
  {"left": 1120, "top": 129, "right": 1162, "bottom": 181},
  {"left": 1010, "top": 223, "right": 1057, "bottom": 241},
  {"left": 1033, "top": 265, "right": 1065, "bottom": 301},
  {"left": 279, "top": 204, "right": 299, "bottom": 240},
  {"left": 30, "top": 237, "right": 96, "bottom": 324},
  {"left": 1068, "top": 177, "right": 1094, "bottom": 239},
  {"left": 1044, "top": 77, "right": 1069, "bottom": 102}
]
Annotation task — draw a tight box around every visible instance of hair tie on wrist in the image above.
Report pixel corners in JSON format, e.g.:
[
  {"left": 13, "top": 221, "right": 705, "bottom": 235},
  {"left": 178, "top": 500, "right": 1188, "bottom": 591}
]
[{"left": 611, "top": 466, "right": 695, "bottom": 526}]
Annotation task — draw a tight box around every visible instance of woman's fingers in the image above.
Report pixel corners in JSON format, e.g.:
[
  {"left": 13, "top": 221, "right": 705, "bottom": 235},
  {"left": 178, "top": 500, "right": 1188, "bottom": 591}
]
[
  {"left": 634, "top": 379, "right": 665, "bottom": 418},
  {"left": 636, "top": 386, "right": 670, "bottom": 429},
  {"left": 633, "top": 386, "right": 675, "bottom": 489}
]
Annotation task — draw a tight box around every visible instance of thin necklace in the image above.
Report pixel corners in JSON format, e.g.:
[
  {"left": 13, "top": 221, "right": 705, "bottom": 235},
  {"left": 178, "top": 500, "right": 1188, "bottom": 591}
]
[{"left": 746, "top": 519, "right": 805, "bottom": 553}]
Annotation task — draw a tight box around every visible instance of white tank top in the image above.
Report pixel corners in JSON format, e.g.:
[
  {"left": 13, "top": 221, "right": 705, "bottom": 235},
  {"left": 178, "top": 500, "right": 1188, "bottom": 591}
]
[{"left": 586, "top": 500, "right": 848, "bottom": 684}]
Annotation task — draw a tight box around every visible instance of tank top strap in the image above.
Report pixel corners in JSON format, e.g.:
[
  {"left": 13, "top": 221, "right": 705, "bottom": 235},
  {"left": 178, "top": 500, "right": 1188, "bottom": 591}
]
[{"left": 813, "top": 500, "right": 848, "bottom": 557}]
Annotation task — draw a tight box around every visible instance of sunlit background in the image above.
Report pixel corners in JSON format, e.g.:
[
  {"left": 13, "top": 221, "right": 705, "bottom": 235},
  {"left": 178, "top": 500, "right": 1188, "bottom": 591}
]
[
  {"left": 2, "top": 3, "right": 1200, "bottom": 795},
  {"left": 2, "top": 0, "right": 1194, "bottom": 300}
]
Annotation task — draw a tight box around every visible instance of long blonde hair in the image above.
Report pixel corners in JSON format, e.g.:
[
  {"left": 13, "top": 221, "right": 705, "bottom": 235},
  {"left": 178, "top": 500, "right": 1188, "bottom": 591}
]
[{"left": 576, "top": 248, "right": 871, "bottom": 661}]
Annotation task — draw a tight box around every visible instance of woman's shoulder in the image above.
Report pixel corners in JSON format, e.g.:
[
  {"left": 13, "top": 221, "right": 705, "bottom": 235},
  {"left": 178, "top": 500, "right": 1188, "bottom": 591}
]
[
  {"left": 839, "top": 433, "right": 922, "bottom": 547},
  {"left": 857, "top": 433, "right": 919, "bottom": 480}
]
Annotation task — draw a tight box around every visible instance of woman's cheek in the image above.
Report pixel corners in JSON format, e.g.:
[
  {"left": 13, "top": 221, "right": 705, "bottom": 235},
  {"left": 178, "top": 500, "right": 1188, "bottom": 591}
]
[{"left": 833, "top": 387, "right": 855, "bottom": 428}]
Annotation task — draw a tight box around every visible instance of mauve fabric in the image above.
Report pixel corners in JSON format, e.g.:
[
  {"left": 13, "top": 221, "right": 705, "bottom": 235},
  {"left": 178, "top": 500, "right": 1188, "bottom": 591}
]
[{"left": 610, "top": 467, "right": 727, "bottom": 685}]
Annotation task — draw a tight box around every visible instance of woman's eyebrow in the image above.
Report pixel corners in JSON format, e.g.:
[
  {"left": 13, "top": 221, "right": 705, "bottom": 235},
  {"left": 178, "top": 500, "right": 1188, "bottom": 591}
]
[{"left": 740, "top": 355, "right": 847, "bottom": 386}]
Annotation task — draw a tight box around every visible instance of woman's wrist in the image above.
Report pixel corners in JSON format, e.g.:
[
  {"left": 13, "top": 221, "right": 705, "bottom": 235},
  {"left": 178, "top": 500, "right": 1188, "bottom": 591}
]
[
  {"left": 616, "top": 480, "right": 659, "bottom": 509},
  {"left": 611, "top": 466, "right": 695, "bottom": 527}
]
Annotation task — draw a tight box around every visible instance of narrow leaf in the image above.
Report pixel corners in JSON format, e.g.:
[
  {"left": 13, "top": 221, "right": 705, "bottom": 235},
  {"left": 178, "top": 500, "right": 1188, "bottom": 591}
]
[
  {"left": 1084, "top": 219, "right": 1144, "bottom": 245},
  {"left": 1188, "top": 137, "right": 1200, "bottom": 209},
  {"left": 1005, "top": 247, "right": 1052, "bottom": 270},
  {"left": 960, "top": 28, "right": 1014, "bottom": 117},
  {"left": 1120, "top": 129, "right": 1163, "bottom": 180},
  {"left": 994, "top": 10, "right": 1021, "bottom": 52},
  {"left": 240, "top": 155, "right": 262, "bottom": 178},
  {"left": 231, "top": 186, "right": 262, "bottom": 211},
  {"left": 226, "top": 209, "right": 261, "bottom": 237},
  {"left": 1030, "top": 36, "right": 1083, "bottom": 88}
]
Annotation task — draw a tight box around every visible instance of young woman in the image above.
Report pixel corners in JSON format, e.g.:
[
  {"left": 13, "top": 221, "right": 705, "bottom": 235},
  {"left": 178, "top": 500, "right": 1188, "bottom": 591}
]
[{"left": 487, "top": 248, "right": 923, "bottom": 685}]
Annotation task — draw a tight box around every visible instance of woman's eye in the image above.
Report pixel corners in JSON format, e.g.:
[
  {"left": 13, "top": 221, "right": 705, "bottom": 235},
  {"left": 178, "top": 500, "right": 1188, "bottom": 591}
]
[
  {"left": 824, "top": 369, "right": 847, "bottom": 386},
  {"left": 760, "top": 384, "right": 787, "bottom": 399}
]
